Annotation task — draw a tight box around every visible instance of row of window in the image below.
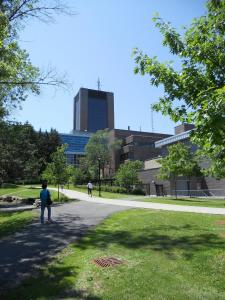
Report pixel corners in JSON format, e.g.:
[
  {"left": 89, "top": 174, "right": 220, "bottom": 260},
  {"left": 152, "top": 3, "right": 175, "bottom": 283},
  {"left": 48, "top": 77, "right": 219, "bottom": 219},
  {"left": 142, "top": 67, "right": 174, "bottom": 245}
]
[
  {"left": 60, "top": 134, "right": 90, "bottom": 153},
  {"left": 66, "top": 154, "right": 85, "bottom": 165}
]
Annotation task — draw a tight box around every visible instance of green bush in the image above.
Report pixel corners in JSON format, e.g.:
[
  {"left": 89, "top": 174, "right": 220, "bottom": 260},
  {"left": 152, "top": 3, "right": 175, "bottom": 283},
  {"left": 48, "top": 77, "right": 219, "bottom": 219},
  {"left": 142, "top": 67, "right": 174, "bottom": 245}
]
[
  {"left": 132, "top": 188, "right": 145, "bottom": 195},
  {"left": 99, "top": 185, "right": 127, "bottom": 194},
  {"left": 75, "top": 184, "right": 127, "bottom": 194},
  {"left": 76, "top": 184, "right": 89, "bottom": 189},
  {"left": 1, "top": 183, "right": 18, "bottom": 188},
  {"left": 75, "top": 184, "right": 144, "bottom": 195}
]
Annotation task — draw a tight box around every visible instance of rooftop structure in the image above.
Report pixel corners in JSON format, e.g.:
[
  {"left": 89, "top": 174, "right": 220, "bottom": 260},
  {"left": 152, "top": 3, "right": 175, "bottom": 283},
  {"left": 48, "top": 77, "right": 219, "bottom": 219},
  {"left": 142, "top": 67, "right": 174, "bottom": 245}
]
[
  {"left": 155, "top": 130, "right": 192, "bottom": 148},
  {"left": 73, "top": 88, "right": 114, "bottom": 133}
]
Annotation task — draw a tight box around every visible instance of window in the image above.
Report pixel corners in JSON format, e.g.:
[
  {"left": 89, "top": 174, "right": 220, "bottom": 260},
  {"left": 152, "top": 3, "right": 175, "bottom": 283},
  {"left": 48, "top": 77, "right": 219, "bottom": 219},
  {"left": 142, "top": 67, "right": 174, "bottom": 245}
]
[{"left": 88, "top": 97, "right": 108, "bottom": 132}]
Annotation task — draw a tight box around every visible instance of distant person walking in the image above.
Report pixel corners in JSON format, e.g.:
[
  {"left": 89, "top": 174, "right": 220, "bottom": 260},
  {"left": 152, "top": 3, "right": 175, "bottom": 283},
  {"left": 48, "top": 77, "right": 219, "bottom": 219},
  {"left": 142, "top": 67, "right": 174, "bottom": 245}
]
[
  {"left": 40, "top": 182, "right": 53, "bottom": 224},
  {"left": 87, "top": 181, "right": 93, "bottom": 197}
]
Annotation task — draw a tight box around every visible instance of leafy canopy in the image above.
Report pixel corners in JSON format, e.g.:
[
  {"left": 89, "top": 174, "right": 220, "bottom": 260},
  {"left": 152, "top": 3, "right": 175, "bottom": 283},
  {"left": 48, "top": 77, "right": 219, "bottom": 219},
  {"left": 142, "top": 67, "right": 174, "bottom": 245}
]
[
  {"left": 85, "top": 129, "right": 121, "bottom": 179},
  {"left": 0, "top": 0, "right": 72, "bottom": 118},
  {"left": 133, "top": 0, "right": 225, "bottom": 175},
  {"left": 115, "top": 160, "right": 143, "bottom": 191},
  {"left": 158, "top": 143, "right": 201, "bottom": 181},
  {"left": 0, "top": 121, "right": 60, "bottom": 183},
  {"left": 42, "top": 144, "right": 69, "bottom": 186}
]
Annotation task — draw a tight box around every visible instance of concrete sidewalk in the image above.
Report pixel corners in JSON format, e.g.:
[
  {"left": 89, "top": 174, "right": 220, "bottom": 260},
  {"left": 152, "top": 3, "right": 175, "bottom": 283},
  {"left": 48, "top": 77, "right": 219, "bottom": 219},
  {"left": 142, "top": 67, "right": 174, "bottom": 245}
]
[{"left": 53, "top": 188, "right": 225, "bottom": 216}]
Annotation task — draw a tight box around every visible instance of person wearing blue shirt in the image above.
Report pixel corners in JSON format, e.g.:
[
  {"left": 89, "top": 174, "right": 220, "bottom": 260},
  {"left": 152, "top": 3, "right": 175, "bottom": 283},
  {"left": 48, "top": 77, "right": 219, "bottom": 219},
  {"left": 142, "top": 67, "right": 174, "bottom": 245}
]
[{"left": 40, "top": 182, "right": 52, "bottom": 224}]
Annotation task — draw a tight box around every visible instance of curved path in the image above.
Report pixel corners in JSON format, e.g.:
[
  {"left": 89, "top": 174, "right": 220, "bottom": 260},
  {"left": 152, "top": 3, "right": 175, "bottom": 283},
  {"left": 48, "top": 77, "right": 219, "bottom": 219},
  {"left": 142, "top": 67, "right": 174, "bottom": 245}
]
[
  {"left": 52, "top": 188, "right": 225, "bottom": 216},
  {"left": 1, "top": 188, "right": 225, "bottom": 294},
  {"left": 0, "top": 200, "right": 126, "bottom": 294}
]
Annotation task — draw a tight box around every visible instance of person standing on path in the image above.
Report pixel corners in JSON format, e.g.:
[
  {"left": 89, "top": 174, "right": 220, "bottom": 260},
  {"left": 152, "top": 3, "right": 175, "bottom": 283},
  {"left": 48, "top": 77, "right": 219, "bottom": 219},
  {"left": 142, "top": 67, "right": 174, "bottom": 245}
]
[
  {"left": 87, "top": 181, "right": 93, "bottom": 197},
  {"left": 40, "top": 182, "right": 53, "bottom": 224}
]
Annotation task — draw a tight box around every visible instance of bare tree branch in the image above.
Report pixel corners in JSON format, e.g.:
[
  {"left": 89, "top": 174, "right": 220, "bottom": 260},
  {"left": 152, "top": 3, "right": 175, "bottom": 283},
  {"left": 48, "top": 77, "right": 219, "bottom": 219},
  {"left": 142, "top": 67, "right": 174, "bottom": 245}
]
[{"left": 7, "top": 0, "right": 76, "bottom": 23}]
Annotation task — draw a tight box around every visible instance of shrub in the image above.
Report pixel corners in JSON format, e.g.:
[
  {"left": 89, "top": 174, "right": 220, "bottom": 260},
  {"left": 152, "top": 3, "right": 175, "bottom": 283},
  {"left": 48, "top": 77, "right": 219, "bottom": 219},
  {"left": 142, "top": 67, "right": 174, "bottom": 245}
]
[
  {"left": 132, "top": 188, "right": 145, "bottom": 195},
  {"left": 0, "top": 183, "right": 18, "bottom": 188},
  {"left": 100, "top": 185, "right": 127, "bottom": 194}
]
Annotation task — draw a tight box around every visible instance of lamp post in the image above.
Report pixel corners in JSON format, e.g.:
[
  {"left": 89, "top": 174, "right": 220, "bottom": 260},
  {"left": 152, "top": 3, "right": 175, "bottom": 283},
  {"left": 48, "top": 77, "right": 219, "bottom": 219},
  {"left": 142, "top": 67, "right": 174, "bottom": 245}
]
[
  {"left": 97, "top": 157, "right": 101, "bottom": 197},
  {"left": 152, "top": 180, "right": 156, "bottom": 196}
]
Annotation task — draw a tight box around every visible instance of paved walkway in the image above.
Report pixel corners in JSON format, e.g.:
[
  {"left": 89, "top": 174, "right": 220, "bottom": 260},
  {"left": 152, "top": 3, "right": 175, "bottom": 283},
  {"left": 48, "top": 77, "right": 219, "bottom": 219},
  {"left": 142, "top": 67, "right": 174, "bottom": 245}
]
[
  {"left": 1, "top": 188, "right": 225, "bottom": 294},
  {"left": 53, "top": 188, "right": 225, "bottom": 216},
  {"left": 0, "top": 200, "right": 126, "bottom": 294}
]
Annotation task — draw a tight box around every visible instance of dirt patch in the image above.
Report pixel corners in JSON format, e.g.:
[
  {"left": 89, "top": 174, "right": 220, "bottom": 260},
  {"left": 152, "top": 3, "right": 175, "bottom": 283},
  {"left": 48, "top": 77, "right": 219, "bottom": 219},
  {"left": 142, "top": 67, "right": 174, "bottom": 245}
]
[
  {"left": 220, "top": 233, "right": 225, "bottom": 238},
  {"left": 216, "top": 220, "right": 225, "bottom": 225}
]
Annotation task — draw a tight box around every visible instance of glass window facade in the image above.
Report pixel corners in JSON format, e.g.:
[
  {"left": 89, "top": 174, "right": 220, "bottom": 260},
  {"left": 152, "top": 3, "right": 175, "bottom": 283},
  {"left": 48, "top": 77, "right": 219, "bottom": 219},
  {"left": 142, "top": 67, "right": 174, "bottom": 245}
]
[
  {"left": 60, "top": 133, "right": 90, "bottom": 154},
  {"left": 65, "top": 154, "right": 85, "bottom": 166},
  {"left": 88, "top": 97, "right": 108, "bottom": 132},
  {"left": 59, "top": 133, "right": 91, "bottom": 165}
]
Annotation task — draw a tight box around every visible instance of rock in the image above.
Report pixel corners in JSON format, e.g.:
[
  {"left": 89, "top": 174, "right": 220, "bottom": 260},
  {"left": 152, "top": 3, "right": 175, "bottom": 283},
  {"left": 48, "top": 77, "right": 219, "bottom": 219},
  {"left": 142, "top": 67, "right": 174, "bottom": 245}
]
[
  {"left": 22, "top": 198, "right": 36, "bottom": 205},
  {"left": 33, "top": 199, "right": 41, "bottom": 208},
  {"left": 5, "top": 196, "right": 13, "bottom": 202}
]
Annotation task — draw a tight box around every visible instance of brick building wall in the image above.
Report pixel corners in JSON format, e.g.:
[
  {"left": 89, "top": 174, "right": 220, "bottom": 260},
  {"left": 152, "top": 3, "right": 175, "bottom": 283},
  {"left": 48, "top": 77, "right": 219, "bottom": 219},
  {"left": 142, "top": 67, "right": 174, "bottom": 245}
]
[{"left": 109, "top": 129, "right": 172, "bottom": 174}]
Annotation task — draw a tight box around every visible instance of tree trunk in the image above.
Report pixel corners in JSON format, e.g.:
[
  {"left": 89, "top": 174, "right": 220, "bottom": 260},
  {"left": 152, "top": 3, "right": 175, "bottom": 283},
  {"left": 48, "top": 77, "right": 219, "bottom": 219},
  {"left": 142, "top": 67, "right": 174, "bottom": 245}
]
[
  {"left": 174, "top": 179, "right": 177, "bottom": 199},
  {"left": 57, "top": 183, "right": 59, "bottom": 201},
  {"left": 187, "top": 176, "right": 191, "bottom": 198}
]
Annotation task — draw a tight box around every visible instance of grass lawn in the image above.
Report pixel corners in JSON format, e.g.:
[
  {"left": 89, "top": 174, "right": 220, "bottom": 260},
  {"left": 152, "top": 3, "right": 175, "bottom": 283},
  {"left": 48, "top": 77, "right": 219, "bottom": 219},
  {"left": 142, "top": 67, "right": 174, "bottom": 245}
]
[
  {"left": 0, "top": 210, "right": 37, "bottom": 239},
  {"left": 0, "top": 185, "right": 26, "bottom": 196},
  {"left": 4, "top": 209, "right": 225, "bottom": 299},
  {"left": 0, "top": 186, "right": 68, "bottom": 202},
  {"left": 137, "top": 196, "right": 225, "bottom": 208},
  {"left": 69, "top": 186, "right": 139, "bottom": 199},
  {"left": 60, "top": 186, "right": 225, "bottom": 207}
]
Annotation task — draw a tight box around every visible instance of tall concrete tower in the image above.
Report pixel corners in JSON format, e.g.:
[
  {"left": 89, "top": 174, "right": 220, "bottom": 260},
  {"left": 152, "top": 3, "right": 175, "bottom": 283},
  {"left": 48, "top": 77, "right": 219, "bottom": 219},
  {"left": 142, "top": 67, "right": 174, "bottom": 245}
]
[{"left": 73, "top": 88, "right": 114, "bottom": 132}]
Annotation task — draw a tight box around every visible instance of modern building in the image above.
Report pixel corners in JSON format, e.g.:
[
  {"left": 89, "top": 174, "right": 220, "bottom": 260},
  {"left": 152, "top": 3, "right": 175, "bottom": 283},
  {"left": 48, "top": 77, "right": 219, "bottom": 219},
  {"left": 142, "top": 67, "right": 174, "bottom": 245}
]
[
  {"left": 139, "top": 124, "right": 225, "bottom": 197},
  {"left": 61, "top": 87, "right": 172, "bottom": 175},
  {"left": 108, "top": 129, "right": 172, "bottom": 175},
  {"left": 59, "top": 131, "right": 92, "bottom": 166},
  {"left": 73, "top": 88, "right": 114, "bottom": 133}
]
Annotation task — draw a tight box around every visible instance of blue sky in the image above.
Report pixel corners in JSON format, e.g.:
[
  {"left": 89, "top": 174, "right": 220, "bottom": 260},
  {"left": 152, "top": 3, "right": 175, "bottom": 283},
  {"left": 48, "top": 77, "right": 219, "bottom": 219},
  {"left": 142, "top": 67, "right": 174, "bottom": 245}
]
[{"left": 16, "top": 0, "right": 206, "bottom": 134}]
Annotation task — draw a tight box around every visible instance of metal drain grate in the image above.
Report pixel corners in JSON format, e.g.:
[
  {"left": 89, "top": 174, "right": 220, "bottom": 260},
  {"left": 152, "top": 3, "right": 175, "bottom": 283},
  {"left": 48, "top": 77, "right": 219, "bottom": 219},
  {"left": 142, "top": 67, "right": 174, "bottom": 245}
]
[{"left": 92, "top": 257, "right": 123, "bottom": 268}]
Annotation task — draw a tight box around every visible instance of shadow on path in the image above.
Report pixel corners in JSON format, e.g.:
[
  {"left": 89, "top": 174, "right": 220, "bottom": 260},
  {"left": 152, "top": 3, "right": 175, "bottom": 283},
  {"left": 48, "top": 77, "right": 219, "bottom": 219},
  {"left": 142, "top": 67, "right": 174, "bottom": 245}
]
[{"left": 0, "top": 201, "right": 126, "bottom": 295}]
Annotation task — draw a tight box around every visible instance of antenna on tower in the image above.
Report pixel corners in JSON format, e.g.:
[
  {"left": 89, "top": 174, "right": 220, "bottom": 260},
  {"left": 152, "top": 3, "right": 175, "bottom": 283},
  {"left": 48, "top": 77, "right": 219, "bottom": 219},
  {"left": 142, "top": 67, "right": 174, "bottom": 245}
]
[
  {"left": 97, "top": 78, "right": 101, "bottom": 91},
  {"left": 151, "top": 104, "right": 154, "bottom": 132}
]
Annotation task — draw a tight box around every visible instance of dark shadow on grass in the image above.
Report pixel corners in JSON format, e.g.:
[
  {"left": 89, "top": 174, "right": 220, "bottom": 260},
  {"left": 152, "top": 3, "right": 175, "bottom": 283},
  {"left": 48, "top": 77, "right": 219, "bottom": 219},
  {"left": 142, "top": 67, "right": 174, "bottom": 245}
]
[
  {"left": 0, "top": 214, "right": 90, "bottom": 294},
  {"left": 0, "top": 200, "right": 124, "bottom": 297},
  {"left": 74, "top": 224, "right": 225, "bottom": 260},
  {"left": 0, "top": 211, "right": 34, "bottom": 239},
  {"left": 2, "top": 263, "right": 101, "bottom": 300}
]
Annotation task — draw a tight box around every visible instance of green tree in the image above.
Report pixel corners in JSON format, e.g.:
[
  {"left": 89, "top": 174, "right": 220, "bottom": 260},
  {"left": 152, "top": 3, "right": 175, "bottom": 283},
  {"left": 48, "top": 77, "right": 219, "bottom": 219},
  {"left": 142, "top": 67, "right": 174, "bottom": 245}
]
[
  {"left": 85, "top": 129, "right": 121, "bottom": 179},
  {"left": 42, "top": 144, "right": 69, "bottom": 200},
  {"left": 0, "top": 121, "right": 39, "bottom": 182},
  {"left": 70, "top": 166, "right": 87, "bottom": 185},
  {"left": 36, "top": 128, "right": 61, "bottom": 174},
  {"left": 115, "top": 160, "right": 143, "bottom": 192},
  {"left": 133, "top": 0, "right": 225, "bottom": 177},
  {"left": 66, "top": 164, "right": 76, "bottom": 188},
  {"left": 158, "top": 143, "right": 201, "bottom": 197},
  {"left": 0, "top": 0, "right": 71, "bottom": 119},
  {"left": 0, "top": 121, "right": 61, "bottom": 183}
]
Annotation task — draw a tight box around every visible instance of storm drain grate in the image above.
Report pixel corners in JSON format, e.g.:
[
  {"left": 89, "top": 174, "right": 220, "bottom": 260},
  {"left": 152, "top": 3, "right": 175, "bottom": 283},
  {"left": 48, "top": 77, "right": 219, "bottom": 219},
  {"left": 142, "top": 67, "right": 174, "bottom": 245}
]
[{"left": 92, "top": 257, "right": 123, "bottom": 268}]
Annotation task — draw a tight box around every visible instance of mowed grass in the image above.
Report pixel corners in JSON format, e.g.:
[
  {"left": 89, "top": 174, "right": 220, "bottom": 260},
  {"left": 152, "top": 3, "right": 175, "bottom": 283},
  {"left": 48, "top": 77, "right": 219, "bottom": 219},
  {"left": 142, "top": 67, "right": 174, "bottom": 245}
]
[
  {"left": 0, "top": 186, "right": 68, "bottom": 202},
  {"left": 0, "top": 210, "right": 37, "bottom": 239},
  {"left": 0, "top": 185, "right": 26, "bottom": 196},
  {"left": 69, "top": 186, "right": 138, "bottom": 199},
  {"left": 63, "top": 186, "right": 225, "bottom": 207},
  {"left": 4, "top": 209, "right": 225, "bottom": 299},
  {"left": 137, "top": 196, "right": 225, "bottom": 208}
]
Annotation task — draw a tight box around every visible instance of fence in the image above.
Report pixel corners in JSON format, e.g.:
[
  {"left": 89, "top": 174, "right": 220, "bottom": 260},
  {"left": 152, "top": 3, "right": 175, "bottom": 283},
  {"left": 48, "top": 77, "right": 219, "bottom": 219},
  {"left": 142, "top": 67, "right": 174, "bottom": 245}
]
[{"left": 171, "top": 189, "right": 225, "bottom": 198}]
